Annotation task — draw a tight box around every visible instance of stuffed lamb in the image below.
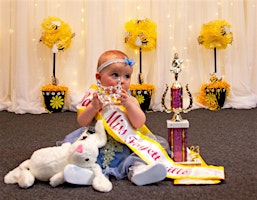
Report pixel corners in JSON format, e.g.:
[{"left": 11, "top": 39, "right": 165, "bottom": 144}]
[{"left": 4, "top": 120, "right": 112, "bottom": 192}]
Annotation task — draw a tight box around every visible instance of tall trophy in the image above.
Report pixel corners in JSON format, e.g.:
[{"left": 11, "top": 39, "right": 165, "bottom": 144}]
[
  {"left": 161, "top": 53, "right": 193, "bottom": 121},
  {"left": 162, "top": 53, "right": 193, "bottom": 162}
]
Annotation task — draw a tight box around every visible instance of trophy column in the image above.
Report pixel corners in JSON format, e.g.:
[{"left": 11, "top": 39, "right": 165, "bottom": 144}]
[{"left": 164, "top": 53, "right": 192, "bottom": 162}]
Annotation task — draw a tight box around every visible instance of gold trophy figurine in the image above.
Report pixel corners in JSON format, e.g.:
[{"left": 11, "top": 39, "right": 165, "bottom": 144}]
[{"left": 161, "top": 53, "right": 193, "bottom": 121}]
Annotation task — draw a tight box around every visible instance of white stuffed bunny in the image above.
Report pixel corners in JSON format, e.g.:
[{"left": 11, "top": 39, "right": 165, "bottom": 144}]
[{"left": 4, "top": 120, "right": 112, "bottom": 192}]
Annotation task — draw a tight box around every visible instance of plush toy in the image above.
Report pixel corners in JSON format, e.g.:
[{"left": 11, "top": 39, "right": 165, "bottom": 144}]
[{"left": 4, "top": 120, "right": 112, "bottom": 192}]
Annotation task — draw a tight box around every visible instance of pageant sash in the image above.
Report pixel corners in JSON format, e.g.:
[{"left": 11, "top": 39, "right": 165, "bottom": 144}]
[{"left": 96, "top": 105, "right": 225, "bottom": 183}]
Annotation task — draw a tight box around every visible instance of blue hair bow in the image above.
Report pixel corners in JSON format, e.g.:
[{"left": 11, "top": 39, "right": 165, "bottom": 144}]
[{"left": 124, "top": 57, "right": 135, "bottom": 67}]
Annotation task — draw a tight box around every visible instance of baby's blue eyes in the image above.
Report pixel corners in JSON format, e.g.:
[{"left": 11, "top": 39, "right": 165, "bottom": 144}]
[
  {"left": 111, "top": 73, "right": 119, "bottom": 78},
  {"left": 111, "top": 73, "right": 130, "bottom": 79}
]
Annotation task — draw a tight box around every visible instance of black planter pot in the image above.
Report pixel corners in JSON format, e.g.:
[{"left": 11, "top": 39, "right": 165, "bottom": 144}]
[
  {"left": 205, "top": 88, "right": 227, "bottom": 109},
  {"left": 42, "top": 91, "right": 66, "bottom": 113},
  {"left": 130, "top": 89, "right": 153, "bottom": 111}
]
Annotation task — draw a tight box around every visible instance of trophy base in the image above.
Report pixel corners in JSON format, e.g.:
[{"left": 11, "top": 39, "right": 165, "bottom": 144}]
[
  {"left": 176, "top": 160, "right": 202, "bottom": 166},
  {"left": 167, "top": 119, "right": 189, "bottom": 162}
]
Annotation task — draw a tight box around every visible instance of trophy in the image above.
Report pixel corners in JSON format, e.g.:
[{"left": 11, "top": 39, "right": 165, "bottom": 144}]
[
  {"left": 161, "top": 53, "right": 193, "bottom": 121},
  {"left": 162, "top": 53, "right": 193, "bottom": 162}
]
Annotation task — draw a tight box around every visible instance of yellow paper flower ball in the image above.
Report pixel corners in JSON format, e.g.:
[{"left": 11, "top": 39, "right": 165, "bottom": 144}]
[
  {"left": 125, "top": 18, "right": 157, "bottom": 51},
  {"left": 198, "top": 19, "right": 233, "bottom": 49},
  {"left": 40, "top": 16, "right": 73, "bottom": 52}
]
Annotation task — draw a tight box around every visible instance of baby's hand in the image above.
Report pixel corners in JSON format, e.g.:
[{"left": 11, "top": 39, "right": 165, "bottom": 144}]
[
  {"left": 117, "top": 89, "right": 135, "bottom": 108},
  {"left": 91, "top": 92, "right": 103, "bottom": 110}
]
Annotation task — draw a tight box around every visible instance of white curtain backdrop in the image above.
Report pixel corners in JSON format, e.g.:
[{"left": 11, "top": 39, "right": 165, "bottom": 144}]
[{"left": 0, "top": 0, "right": 256, "bottom": 114}]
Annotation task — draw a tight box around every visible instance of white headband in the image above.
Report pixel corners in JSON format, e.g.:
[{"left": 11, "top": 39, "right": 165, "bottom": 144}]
[{"left": 97, "top": 57, "right": 135, "bottom": 72}]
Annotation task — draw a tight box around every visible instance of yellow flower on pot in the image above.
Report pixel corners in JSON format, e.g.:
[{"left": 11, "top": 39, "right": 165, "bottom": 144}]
[
  {"left": 125, "top": 18, "right": 157, "bottom": 84},
  {"left": 39, "top": 16, "right": 74, "bottom": 113},
  {"left": 197, "top": 19, "right": 232, "bottom": 110},
  {"left": 197, "top": 73, "right": 230, "bottom": 110},
  {"left": 125, "top": 18, "right": 157, "bottom": 111}
]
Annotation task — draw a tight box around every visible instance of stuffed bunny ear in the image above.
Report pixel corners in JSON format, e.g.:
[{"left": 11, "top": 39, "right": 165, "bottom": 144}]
[
  {"left": 76, "top": 144, "right": 83, "bottom": 153},
  {"left": 94, "top": 120, "right": 107, "bottom": 148}
]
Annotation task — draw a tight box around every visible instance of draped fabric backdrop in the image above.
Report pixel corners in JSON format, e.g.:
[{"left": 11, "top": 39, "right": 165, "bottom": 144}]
[{"left": 0, "top": 0, "right": 257, "bottom": 114}]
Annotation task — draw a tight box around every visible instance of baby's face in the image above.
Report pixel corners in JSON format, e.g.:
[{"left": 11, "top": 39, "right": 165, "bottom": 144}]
[{"left": 97, "top": 62, "right": 133, "bottom": 91}]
